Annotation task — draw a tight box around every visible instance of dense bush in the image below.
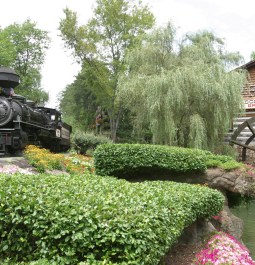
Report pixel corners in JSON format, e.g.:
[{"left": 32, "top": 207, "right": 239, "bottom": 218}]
[
  {"left": 94, "top": 144, "right": 211, "bottom": 177},
  {"left": 213, "top": 144, "right": 238, "bottom": 159},
  {"left": 72, "top": 131, "right": 112, "bottom": 155},
  {"left": 0, "top": 173, "right": 224, "bottom": 264},
  {"left": 0, "top": 259, "right": 51, "bottom": 265},
  {"left": 94, "top": 144, "right": 243, "bottom": 177}
]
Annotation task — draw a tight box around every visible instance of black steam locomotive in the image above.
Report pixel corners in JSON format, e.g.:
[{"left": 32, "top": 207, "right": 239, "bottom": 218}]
[{"left": 0, "top": 67, "right": 72, "bottom": 155}]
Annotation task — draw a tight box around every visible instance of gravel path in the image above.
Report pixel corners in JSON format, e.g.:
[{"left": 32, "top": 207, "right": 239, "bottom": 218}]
[{"left": 0, "top": 156, "right": 38, "bottom": 174}]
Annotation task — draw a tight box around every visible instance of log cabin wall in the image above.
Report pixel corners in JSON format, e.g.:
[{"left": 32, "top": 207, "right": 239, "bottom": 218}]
[
  {"left": 242, "top": 61, "right": 255, "bottom": 112},
  {"left": 225, "top": 61, "right": 255, "bottom": 161}
]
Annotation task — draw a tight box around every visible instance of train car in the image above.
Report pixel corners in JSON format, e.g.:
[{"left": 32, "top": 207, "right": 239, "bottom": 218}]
[{"left": 0, "top": 67, "right": 72, "bottom": 155}]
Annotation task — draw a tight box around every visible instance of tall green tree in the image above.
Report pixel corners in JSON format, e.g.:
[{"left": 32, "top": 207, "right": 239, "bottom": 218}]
[
  {"left": 0, "top": 19, "right": 50, "bottom": 103},
  {"left": 59, "top": 0, "right": 155, "bottom": 141},
  {"left": 0, "top": 29, "right": 16, "bottom": 66},
  {"left": 59, "top": 66, "right": 98, "bottom": 131},
  {"left": 118, "top": 24, "right": 246, "bottom": 150}
]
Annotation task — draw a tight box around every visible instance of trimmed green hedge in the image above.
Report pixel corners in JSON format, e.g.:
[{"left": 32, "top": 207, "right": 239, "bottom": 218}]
[
  {"left": 94, "top": 144, "right": 243, "bottom": 177},
  {"left": 94, "top": 144, "right": 210, "bottom": 177},
  {"left": 0, "top": 173, "right": 224, "bottom": 265}
]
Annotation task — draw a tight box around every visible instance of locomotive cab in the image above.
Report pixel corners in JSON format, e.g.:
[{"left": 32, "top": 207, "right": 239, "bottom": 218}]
[
  {"left": 38, "top": 107, "right": 62, "bottom": 123},
  {"left": 37, "top": 107, "right": 72, "bottom": 151}
]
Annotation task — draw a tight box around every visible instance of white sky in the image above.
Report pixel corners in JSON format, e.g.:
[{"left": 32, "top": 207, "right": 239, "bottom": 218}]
[{"left": 1, "top": 0, "right": 255, "bottom": 108}]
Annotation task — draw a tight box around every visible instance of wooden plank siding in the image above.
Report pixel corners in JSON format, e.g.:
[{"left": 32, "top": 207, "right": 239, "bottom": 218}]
[
  {"left": 225, "top": 61, "right": 255, "bottom": 143},
  {"left": 225, "top": 61, "right": 255, "bottom": 160},
  {"left": 242, "top": 61, "right": 255, "bottom": 98}
]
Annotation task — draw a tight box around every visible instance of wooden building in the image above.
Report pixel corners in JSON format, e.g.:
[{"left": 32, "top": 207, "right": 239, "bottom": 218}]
[
  {"left": 241, "top": 60, "right": 255, "bottom": 113},
  {"left": 226, "top": 60, "right": 255, "bottom": 160}
]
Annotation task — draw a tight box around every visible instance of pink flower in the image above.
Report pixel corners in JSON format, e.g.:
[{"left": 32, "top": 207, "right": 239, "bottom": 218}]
[
  {"left": 193, "top": 232, "right": 255, "bottom": 265},
  {"left": 0, "top": 165, "right": 32, "bottom": 175},
  {"left": 212, "top": 215, "right": 221, "bottom": 221}
]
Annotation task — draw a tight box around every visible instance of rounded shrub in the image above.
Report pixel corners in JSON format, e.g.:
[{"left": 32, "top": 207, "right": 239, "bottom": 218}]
[
  {"left": 72, "top": 131, "right": 112, "bottom": 155},
  {"left": 94, "top": 143, "right": 209, "bottom": 177}
]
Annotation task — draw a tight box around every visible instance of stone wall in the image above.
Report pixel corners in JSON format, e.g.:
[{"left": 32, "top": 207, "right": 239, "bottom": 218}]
[{"left": 205, "top": 168, "right": 249, "bottom": 194}]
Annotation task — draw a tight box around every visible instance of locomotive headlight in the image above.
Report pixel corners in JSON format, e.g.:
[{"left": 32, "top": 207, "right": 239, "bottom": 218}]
[
  {"left": 0, "top": 97, "right": 13, "bottom": 126},
  {"left": 0, "top": 101, "right": 8, "bottom": 118}
]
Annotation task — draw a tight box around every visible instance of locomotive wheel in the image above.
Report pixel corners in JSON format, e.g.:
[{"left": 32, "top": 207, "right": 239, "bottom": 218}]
[{"left": 230, "top": 117, "right": 255, "bottom": 161}]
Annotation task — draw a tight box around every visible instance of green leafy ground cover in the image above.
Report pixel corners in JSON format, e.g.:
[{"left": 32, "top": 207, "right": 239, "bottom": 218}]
[
  {"left": 205, "top": 153, "right": 242, "bottom": 170},
  {"left": 0, "top": 173, "right": 224, "bottom": 264}
]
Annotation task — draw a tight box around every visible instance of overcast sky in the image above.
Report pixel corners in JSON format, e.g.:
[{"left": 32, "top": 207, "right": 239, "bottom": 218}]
[{"left": 1, "top": 0, "right": 255, "bottom": 108}]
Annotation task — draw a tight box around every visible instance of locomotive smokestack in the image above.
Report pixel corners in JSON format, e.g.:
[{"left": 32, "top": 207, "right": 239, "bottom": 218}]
[{"left": 0, "top": 67, "right": 20, "bottom": 88}]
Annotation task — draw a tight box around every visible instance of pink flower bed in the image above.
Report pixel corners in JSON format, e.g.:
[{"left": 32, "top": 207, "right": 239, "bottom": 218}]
[
  {"left": 0, "top": 165, "right": 33, "bottom": 175},
  {"left": 193, "top": 232, "right": 255, "bottom": 265}
]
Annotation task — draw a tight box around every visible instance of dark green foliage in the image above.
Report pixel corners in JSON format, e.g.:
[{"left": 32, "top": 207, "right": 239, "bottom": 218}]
[
  {"left": 59, "top": 68, "right": 98, "bottom": 131},
  {"left": 0, "top": 173, "right": 224, "bottom": 265},
  {"left": 94, "top": 144, "right": 209, "bottom": 177},
  {"left": 0, "top": 259, "right": 52, "bottom": 265},
  {"left": 72, "top": 131, "right": 112, "bottom": 154},
  {"left": 213, "top": 144, "right": 238, "bottom": 159}
]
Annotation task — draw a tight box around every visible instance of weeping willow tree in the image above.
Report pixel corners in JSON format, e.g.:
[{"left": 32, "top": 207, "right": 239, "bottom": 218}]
[{"left": 118, "top": 24, "right": 246, "bottom": 150}]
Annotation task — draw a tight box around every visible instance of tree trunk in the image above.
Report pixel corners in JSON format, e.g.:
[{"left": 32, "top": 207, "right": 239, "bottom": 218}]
[{"left": 109, "top": 109, "right": 121, "bottom": 143}]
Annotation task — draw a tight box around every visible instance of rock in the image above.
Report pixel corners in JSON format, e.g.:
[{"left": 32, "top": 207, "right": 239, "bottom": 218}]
[
  {"left": 234, "top": 175, "right": 248, "bottom": 194},
  {"left": 218, "top": 205, "right": 243, "bottom": 240},
  {"left": 160, "top": 219, "right": 217, "bottom": 264},
  {"left": 45, "top": 169, "right": 70, "bottom": 176},
  {"left": 205, "top": 168, "right": 224, "bottom": 181},
  {"left": 205, "top": 168, "right": 251, "bottom": 195},
  {"left": 178, "top": 219, "right": 216, "bottom": 244},
  {"left": 224, "top": 209, "right": 243, "bottom": 239},
  {"left": 209, "top": 193, "right": 244, "bottom": 241}
]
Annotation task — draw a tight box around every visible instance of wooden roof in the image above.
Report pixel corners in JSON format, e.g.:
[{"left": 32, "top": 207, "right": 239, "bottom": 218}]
[{"left": 240, "top": 60, "right": 255, "bottom": 69}]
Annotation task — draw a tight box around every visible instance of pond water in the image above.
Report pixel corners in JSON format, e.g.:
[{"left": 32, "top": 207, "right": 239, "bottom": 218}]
[{"left": 231, "top": 200, "right": 255, "bottom": 259}]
